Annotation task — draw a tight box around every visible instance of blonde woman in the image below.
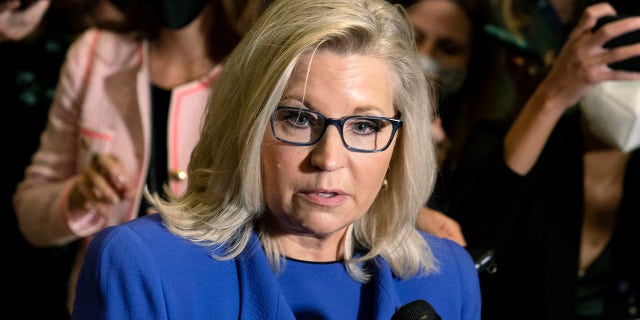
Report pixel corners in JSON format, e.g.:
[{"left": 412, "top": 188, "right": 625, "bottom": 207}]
[{"left": 72, "top": 0, "right": 481, "bottom": 318}]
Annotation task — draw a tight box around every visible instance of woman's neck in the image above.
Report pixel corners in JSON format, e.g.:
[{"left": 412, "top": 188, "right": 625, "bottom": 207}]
[
  {"left": 149, "top": 11, "right": 214, "bottom": 89},
  {"left": 277, "top": 232, "right": 347, "bottom": 262}
]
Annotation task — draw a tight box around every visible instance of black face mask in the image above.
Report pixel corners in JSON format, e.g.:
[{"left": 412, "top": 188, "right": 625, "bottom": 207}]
[
  {"left": 110, "top": 0, "right": 127, "bottom": 9},
  {"left": 159, "top": 0, "right": 208, "bottom": 29}
]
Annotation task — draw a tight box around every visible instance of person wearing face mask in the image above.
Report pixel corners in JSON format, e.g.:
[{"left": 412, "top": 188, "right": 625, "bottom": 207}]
[
  {"left": 402, "top": 0, "right": 509, "bottom": 170},
  {"left": 416, "top": 25, "right": 468, "bottom": 99},
  {"left": 400, "top": 0, "right": 476, "bottom": 249},
  {"left": 444, "top": 0, "right": 640, "bottom": 318},
  {"left": 12, "top": 0, "right": 270, "bottom": 316},
  {"left": 404, "top": 0, "right": 474, "bottom": 170},
  {"left": 396, "top": 0, "right": 509, "bottom": 250}
]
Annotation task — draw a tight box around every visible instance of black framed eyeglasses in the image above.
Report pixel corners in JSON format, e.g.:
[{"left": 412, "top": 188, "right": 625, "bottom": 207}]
[{"left": 270, "top": 106, "right": 403, "bottom": 153}]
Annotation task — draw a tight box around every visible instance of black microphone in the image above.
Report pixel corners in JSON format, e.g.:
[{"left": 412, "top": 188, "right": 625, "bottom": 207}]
[{"left": 391, "top": 299, "right": 442, "bottom": 320}]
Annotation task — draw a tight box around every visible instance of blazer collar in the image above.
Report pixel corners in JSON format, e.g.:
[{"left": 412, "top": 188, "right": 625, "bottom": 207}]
[{"left": 236, "top": 233, "right": 404, "bottom": 319}]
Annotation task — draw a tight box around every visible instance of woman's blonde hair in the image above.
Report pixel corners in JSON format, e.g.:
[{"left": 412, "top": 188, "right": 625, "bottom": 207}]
[{"left": 148, "top": 0, "right": 438, "bottom": 282}]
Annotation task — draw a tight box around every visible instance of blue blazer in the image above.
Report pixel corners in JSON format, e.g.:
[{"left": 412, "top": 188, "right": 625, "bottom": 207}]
[{"left": 72, "top": 214, "right": 481, "bottom": 319}]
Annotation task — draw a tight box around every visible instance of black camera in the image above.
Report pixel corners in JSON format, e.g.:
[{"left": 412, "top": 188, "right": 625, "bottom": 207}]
[{"left": 593, "top": 15, "right": 640, "bottom": 72}]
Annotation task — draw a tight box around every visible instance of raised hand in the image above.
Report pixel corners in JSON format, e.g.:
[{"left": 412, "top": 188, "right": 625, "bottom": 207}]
[{"left": 0, "top": 0, "right": 50, "bottom": 41}]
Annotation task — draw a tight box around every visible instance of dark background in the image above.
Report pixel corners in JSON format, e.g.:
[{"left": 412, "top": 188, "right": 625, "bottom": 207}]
[{"left": 1, "top": 4, "right": 83, "bottom": 318}]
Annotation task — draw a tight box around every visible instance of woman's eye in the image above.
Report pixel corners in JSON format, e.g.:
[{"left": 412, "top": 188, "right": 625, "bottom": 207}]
[
  {"left": 350, "top": 118, "right": 381, "bottom": 134},
  {"left": 282, "top": 111, "right": 316, "bottom": 127}
]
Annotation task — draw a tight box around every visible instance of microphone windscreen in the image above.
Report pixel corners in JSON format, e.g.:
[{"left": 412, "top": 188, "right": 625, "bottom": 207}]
[{"left": 391, "top": 299, "right": 442, "bottom": 320}]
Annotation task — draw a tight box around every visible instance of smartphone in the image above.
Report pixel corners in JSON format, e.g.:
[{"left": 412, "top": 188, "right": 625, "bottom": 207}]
[{"left": 593, "top": 14, "right": 640, "bottom": 72}]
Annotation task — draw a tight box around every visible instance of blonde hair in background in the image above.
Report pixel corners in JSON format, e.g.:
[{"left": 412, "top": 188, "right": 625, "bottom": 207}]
[{"left": 147, "top": 0, "right": 439, "bottom": 282}]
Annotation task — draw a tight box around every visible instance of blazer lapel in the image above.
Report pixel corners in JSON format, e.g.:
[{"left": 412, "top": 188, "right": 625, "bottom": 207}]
[
  {"left": 370, "top": 257, "right": 403, "bottom": 319},
  {"left": 236, "top": 234, "right": 296, "bottom": 320}
]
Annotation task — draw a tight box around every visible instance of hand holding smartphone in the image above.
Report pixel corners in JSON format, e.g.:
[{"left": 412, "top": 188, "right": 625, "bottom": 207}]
[{"left": 593, "top": 14, "right": 640, "bottom": 72}]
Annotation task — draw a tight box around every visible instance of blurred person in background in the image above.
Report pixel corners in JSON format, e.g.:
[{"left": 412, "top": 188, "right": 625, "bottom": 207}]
[
  {"left": 445, "top": 0, "right": 640, "bottom": 318},
  {"left": 1, "top": 0, "right": 50, "bottom": 41},
  {"left": 396, "top": 0, "right": 507, "bottom": 251},
  {"left": 12, "top": 0, "right": 269, "bottom": 315},
  {"left": 1, "top": 0, "right": 119, "bottom": 318},
  {"left": 405, "top": 0, "right": 496, "bottom": 169}
]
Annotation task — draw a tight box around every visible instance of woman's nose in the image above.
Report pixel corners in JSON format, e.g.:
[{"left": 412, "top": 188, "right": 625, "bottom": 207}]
[
  {"left": 309, "top": 126, "right": 348, "bottom": 171},
  {"left": 419, "top": 38, "right": 436, "bottom": 56}
]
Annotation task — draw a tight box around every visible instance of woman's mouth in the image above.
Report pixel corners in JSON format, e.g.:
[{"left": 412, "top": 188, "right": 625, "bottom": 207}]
[{"left": 299, "top": 189, "right": 348, "bottom": 206}]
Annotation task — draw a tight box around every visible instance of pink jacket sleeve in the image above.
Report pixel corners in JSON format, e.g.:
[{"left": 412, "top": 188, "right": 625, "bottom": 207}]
[{"left": 13, "top": 29, "right": 106, "bottom": 247}]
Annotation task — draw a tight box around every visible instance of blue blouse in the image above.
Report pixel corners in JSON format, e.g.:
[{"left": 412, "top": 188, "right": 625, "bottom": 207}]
[{"left": 72, "top": 214, "right": 481, "bottom": 319}]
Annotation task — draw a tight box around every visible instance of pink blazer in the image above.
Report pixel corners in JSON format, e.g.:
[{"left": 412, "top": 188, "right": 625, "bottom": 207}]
[{"left": 13, "top": 28, "right": 223, "bottom": 309}]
